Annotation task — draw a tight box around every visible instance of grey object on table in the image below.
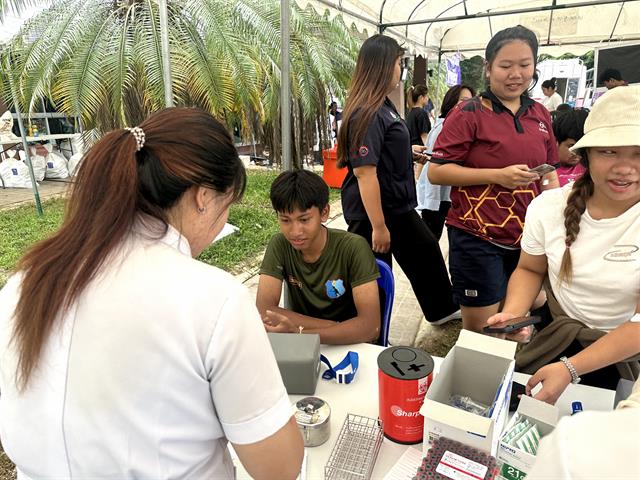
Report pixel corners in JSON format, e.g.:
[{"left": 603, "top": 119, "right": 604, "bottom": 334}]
[
  {"left": 268, "top": 332, "right": 321, "bottom": 395},
  {"left": 614, "top": 378, "right": 634, "bottom": 408}
]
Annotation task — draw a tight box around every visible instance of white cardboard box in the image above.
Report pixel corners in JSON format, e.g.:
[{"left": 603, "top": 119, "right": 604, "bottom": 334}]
[
  {"left": 420, "top": 330, "right": 517, "bottom": 456},
  {"left": 497, "top": 395, "right": 559, "bottom": 480}
]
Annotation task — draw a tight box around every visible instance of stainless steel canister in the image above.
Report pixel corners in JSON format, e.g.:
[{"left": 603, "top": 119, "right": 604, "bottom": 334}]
[{"left": 294, "top": 397, "right": 331, "bottom": 447}]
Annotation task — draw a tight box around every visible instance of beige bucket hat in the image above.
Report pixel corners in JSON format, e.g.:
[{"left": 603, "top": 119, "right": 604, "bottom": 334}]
[{"left": 571, "top": 85, "right": 640, "bottom": 151}]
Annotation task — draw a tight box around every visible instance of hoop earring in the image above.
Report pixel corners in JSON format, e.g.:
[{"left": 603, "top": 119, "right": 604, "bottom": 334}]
[{"left": 198, "top": 207, "right": 206, "bottom": 214}]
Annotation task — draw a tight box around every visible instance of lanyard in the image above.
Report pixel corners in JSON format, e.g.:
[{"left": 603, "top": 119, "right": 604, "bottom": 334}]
[{"left": 320, "top": 351, "right": 359, "bottom": 384}]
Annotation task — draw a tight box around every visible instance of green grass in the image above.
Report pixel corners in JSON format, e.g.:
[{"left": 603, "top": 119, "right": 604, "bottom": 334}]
[
  {"left": 0, "top": 170, "right": 340, "bottom": 287},
  {"left": 197, "top": 170, "right": 281, "bottom": 271},
  {"left": 198, "top": 170, "right": 340, "bottom": 271},
  {"left": 0, "top": 198, "right": 67, "bottom": 287}
]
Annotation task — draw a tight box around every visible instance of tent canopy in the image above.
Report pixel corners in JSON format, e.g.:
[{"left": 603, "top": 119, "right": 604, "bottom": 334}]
[{"left": 303, "top": 0, "right": 640, "bottom": 57}]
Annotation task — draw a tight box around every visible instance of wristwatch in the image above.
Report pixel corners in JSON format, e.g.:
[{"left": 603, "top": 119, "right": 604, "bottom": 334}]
[{"left": 560, "top": 356, "right": 581, "bottom": 384}]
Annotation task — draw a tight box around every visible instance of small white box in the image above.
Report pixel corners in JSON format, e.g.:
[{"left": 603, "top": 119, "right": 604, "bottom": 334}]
[
  {"left": 497, "top": 395, "right": 559, "bottom": 480},
  {"left": 420, "top": 330, "right": 517, "bottom": 456}
]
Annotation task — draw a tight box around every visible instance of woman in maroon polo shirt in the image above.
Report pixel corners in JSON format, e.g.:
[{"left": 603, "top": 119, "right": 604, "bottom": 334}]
[{"left": 429, "top": 25, "right": 560, "bottom": 333}]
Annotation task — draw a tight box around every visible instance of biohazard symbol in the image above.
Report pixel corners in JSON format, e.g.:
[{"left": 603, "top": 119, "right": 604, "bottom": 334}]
[{"left": 456, "top": 185, "right": 536, "bottom": 244}]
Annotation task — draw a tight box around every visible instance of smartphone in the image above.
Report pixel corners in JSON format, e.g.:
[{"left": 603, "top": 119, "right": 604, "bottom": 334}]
[
  {"left": 509, "top": 381, "right": 527, "bottom": 411},
  {"left": 528, "top": 164, "right": 556, "bottom": 176},
  {"left": 483, "top": 315, "right": 541, "bottom": 334}
]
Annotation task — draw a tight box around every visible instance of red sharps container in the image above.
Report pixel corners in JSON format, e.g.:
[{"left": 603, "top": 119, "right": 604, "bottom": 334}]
[{"left": 377, "top": 346, "right": 434, "bottom": 444}]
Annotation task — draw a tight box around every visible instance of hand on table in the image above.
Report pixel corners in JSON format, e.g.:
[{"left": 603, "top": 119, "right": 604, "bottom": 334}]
[
  {"left": 263, "top": 310, "right": 296, "bottom": 334},
  {"left": 526, "top": 362, "right": 572, "bottom": 405},
  {"left": 485, "top": 312, "right": 534, "bottom": 343},
  {"left": 496, "top": 165, "right": 540, "bottom": 189}
]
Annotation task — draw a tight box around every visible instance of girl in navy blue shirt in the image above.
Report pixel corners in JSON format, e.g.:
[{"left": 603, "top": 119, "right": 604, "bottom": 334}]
[{"left": 337, "top": 34, "right": 459, "bottom": 325}]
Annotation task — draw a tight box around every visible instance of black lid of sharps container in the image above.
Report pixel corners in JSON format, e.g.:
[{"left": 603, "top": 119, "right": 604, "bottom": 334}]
[{"left": 377, "top": 346, "right": 434, "bottom": 381}]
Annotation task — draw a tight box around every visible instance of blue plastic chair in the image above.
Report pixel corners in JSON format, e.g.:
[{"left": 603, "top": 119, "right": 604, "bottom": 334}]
[{"left": 375, "top": 258, "right": 395, "bottom": 347}]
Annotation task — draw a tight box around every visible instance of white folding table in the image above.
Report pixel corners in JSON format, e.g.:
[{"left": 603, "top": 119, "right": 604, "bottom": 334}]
[{"left": 238, "top": 342, "right": 615, "bottom": 479}]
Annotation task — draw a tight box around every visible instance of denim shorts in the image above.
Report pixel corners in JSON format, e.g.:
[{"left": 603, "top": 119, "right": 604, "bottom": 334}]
[{"left": 447, "top": 227, "right": 520, "bottom": 307}]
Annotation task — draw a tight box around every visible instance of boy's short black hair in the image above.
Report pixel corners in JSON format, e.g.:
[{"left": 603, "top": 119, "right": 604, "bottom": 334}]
[
  {"left": 552, "top": 108, "right": 589, "bottom": 144},
  {"left": 598, "top": 68, "right": 623, "bottom": 84},
  {"left": 270, "top": 169, "right": 329, "bottom": 214}
]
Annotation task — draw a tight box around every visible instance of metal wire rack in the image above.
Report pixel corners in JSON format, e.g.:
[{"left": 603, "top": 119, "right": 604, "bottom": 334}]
[{"left": 324, "top": 414, "right": 384, "bottom": 480}]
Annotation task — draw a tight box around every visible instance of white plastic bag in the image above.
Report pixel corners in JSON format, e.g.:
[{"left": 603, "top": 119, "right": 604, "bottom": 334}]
[
  {"left": 27, "top": 147, "right": 46, "bottom": 181},
  {"left": 58, "top": 139, "right": 73, "bottom": 160},
  {"left": 67, "top": 152, "right": 83, "bottom": 176},
  {"left": 44, "top": 144, "right": 69, "bottom": 179},
  {"left": 0, "top": 151, "right": 33, "bottom": 188},
  {"left": 0, "top": 110, "right": 19, "bottom": 143}
]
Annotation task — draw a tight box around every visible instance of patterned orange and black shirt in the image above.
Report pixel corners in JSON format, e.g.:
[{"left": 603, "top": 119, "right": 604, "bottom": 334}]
[{"left": 431, "top": 90, "right": 558, "bottom": 247}]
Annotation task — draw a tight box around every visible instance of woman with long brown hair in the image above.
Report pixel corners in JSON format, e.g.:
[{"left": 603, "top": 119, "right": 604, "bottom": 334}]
[
  {"left": 0, "top": 108, "right": 303, "bottom": 479},
  {"left": 487, "top": 85, "right": 640, "bottom": 404},
  {"left": 338, "top": 34, "right": 460, "bottom": 325}
]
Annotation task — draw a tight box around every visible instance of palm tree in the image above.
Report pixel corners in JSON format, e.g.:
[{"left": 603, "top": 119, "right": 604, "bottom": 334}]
[
  {"left": 2, "top": 0, "right": 361, "bottom": 167},
  {"left": 0, "top": 0, "right": 38, "bottom": 18}
]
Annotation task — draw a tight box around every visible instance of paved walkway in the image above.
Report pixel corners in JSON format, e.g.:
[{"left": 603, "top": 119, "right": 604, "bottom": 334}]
[{"left": 0, "top": 180, "right": 72, "bottom": 210}]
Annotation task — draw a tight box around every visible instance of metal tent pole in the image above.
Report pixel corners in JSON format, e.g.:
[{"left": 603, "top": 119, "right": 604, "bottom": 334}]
[
  {"left": 384, "top": 0, "right": 640, "bottom": 29},
  {"left": 280, "top": 0, "right": 292, "bottom": 170},
  {"left": 5, "top": 55, "right": 43, "bottom": 216},
  {"left": 159, "top": 0, "right": 174, "bottom": 107}
]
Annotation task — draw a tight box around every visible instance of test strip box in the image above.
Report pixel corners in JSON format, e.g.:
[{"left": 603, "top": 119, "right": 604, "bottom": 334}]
[
  {"left": 497, "top": 395, "right": 559, "bottom": 480},
  {"left": 420, "top": 330, "right": 517, "bottom": 456}
]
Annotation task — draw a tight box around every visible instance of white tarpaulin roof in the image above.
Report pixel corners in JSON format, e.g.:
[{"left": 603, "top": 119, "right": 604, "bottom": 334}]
[{"left": 302, "top": 0, "right": 640, "bottom": 57}]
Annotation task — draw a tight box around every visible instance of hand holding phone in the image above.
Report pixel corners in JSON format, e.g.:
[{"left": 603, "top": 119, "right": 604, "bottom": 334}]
[
  {"left": 483, "top": 315, "right": 541, "bottom": 334},
  {"left": 528, "top": 164, "right": 556, "bottom": 176}
]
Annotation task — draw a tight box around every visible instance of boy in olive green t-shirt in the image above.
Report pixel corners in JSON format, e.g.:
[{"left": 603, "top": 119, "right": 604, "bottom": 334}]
[{"left": 257, "top": 170, "right": 381, "bottom": 344}]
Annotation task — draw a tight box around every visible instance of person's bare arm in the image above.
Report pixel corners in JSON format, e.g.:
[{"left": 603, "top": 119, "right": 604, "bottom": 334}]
[
  {"left": 256, "top": 273, "right": 285, "bottom": 319},
  {"left": 301, "top": 280, "right": 380, "bottom": 344},
  {"left": 256, "top": 274, "right": 340, "bottom": 329},
  {"left": 233, "top": 416, "right": 304, "bottom": 480},
  {"left": 428, "top": 162, "right": 540, "bottom": 189},
  {"left": 500, "top": 252, "right": 548, "bottom": 317},
  {"left": 261, "top": 279, "right": 381, "bottom": 345},
  {"left": 527, "top": 320, "right": 640, "bottom": 404},
  {"left": 353, "top": 165, "right": 390, "bottom": 253},
  {"left": 541, "top": 170, "right": 560, "bottom": 190},
  {"left": 486, "top": 252, "right": 548, "bottom": 341}
]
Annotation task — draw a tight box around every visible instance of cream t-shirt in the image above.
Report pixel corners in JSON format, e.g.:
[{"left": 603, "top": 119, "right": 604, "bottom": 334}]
[
  {"left": 0, "top": 223, "right": 291, "bottom": 479},
  {"left": 521, "top": 185, "right": 640, "bottom": 331},
  {"left": 541, "top": 92, "right": 563, "bottom": 112}
]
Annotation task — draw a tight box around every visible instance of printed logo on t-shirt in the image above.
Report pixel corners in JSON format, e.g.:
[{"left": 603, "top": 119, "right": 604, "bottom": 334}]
[
  {"left": 358, "top": 146, "right": 369, "bottom": 157},
  {"left": 538, "top": 122, "right": 549, "bottom": 134},
  {"left": 603, "top": 244, "right": 639, "bottom": 262},
  {"left": 287, "top": 275, "right": 303, "bottom": 289},
  {"left": 325, "top": 279, "right": 346, "bottom": 299}
]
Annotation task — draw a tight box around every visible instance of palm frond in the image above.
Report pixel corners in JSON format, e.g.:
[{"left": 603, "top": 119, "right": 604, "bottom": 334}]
[{"left": 2, "top": 0, "right": 363, "bottom": 163}]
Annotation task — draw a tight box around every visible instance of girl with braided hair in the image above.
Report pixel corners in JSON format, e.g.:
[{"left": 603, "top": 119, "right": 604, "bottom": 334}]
[{"left": 487, "top": 85, "right": 640, "bottom": 404}]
